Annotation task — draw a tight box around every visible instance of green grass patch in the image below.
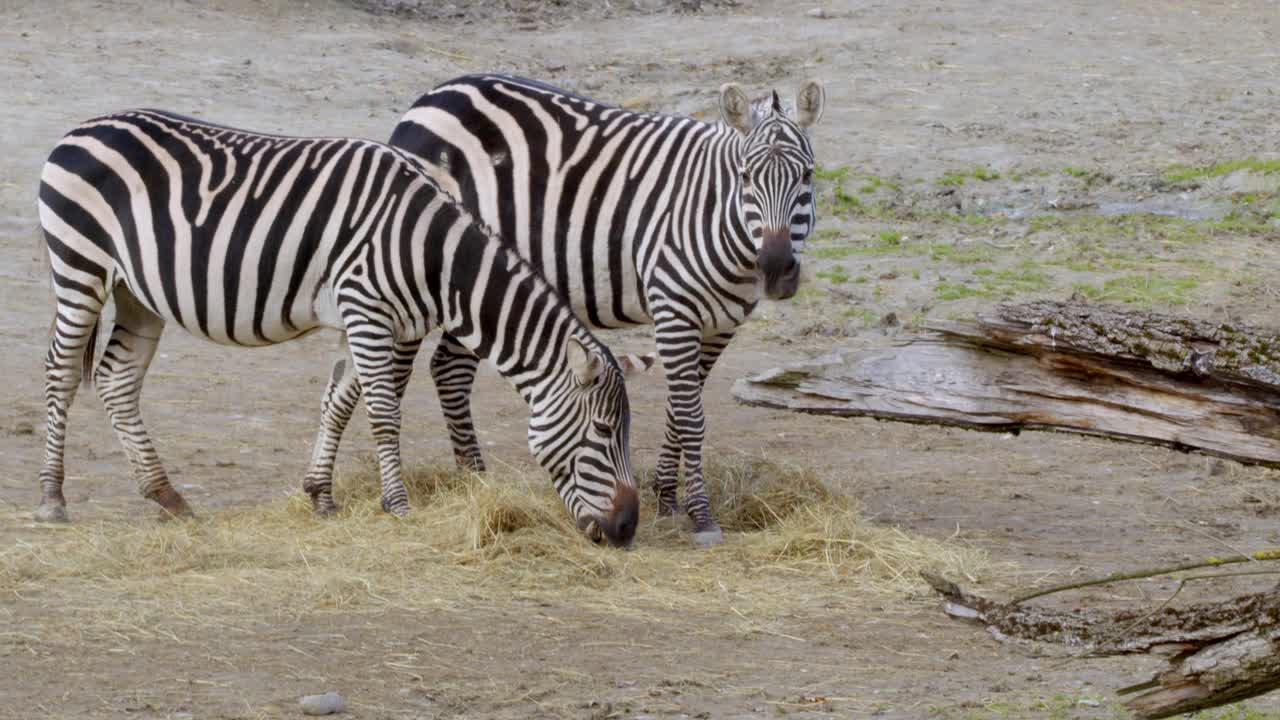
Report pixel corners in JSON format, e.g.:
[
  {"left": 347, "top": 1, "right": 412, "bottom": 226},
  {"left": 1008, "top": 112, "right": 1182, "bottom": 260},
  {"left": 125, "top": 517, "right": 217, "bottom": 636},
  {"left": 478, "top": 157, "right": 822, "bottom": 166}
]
[
  {"left": 814, "top": 164, "right": 851, "bottom": 182},
  {"left": 816, "top": 265, "right": 850, "bottom": 284},
  {"left": 1072, "top": 275, "right": 1200, "bottom": 306},
  {"left": 939, "top": 166, "right": 1001, "bottom": 186},
  {"left": 934, "top": 265, "right": 1051, "bottom": 302},
  {"left": 810, "top": 245, "right": 859, "bottom": 260},
  {"left": 1165, "top": 156, "right": 1280, "bottom": 183},
  {"left": 877, "top": 229, "right": 902, "bottom": 246}
]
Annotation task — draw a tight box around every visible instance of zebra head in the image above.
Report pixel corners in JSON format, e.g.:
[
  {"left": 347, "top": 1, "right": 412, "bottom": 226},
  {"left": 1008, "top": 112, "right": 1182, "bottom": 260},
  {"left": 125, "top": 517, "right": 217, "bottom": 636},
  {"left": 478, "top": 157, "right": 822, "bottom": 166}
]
[
  {"left": 528, "top": 334, "right": 655, "bottom": 548},
  {"left": 720, "top": 79, "right": 826, "bottom": 300}
]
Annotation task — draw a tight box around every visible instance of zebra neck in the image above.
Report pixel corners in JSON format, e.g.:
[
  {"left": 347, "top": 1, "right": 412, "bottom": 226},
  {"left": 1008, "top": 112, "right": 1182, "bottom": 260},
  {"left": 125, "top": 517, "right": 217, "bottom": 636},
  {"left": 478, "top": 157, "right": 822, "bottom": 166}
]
[
  {"left": 706, "top": 132, "right": 759, "bottom": 279},
  {"left": 428, "top": 220, "right": 581, "bottom": 409}
]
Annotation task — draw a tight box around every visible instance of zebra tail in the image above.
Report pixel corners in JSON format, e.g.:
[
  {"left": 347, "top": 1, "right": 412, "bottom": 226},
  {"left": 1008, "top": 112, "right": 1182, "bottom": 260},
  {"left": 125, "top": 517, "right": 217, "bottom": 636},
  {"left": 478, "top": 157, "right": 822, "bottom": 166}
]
[
  {"left": 81, "top": 315, "right": 100, "bottom": 389},
  {"left": 39, "top": 228, "right": 103, "bottom": 389}
]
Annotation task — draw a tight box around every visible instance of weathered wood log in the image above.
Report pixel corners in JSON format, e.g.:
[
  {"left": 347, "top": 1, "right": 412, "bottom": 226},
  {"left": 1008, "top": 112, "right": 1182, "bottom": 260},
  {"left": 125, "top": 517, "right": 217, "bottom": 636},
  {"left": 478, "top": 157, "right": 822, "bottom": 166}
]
[
  {"left": 732, "top": 301, "right": 1280, "bottom": 466},
  {"left": 922, "top": 572, "right": 1280, "bottom": 718},
  {"left": 989, "top": 300, "right": 1280, "bottom": 389}
]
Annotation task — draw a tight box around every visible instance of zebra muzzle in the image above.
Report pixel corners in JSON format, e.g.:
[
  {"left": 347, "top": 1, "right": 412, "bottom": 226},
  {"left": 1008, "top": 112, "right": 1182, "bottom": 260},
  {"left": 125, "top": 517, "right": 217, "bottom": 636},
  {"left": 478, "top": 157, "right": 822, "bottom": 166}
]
[
  {"left": 579, "top": 484, "right": 639, "bottom": 549},
  {"left": 759, "top": 228, "right": 801, "bottom": 300}
]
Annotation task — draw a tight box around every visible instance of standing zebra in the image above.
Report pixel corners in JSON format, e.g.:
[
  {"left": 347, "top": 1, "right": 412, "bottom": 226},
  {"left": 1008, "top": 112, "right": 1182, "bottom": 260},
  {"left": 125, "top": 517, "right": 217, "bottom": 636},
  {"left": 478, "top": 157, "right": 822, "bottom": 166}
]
[
  {"left": 310, "top": 74, "right": 825, "bottom": 546},
  {"left": 35, "top": 109, "right": 649, "bottom": 547}
]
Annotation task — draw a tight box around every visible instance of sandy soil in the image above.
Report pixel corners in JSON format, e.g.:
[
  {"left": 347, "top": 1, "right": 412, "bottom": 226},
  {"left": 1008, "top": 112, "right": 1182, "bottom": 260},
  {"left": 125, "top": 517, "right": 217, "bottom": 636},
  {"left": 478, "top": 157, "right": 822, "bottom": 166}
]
[{"left": 2, "top": 1, "right": 1279, "bottom": 717}]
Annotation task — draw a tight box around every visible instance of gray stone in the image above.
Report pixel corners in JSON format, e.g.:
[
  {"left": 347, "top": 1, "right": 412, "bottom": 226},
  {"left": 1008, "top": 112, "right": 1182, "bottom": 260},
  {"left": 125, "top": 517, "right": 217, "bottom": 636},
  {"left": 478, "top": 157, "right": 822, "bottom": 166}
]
[{"left": 300, "top": 691, "right": 346, "bottom": 715}]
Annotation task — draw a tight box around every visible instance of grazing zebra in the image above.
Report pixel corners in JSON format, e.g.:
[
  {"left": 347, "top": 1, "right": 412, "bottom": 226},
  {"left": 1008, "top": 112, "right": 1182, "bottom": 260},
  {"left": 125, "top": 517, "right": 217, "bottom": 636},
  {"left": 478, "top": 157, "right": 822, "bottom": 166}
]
[
  {"left": 35, "top": 109, "right": 650, "bottom": 547},
  {"left": 310, "top": 74, "right": 825, "bottom": 546}
]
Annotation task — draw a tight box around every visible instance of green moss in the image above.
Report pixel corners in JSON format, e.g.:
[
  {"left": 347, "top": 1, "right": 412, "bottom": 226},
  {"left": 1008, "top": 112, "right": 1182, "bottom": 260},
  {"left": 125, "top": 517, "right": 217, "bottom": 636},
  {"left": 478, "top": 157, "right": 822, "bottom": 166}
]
[{"left": 1062, "top": 166, "right": 1092, "bottom": 178}]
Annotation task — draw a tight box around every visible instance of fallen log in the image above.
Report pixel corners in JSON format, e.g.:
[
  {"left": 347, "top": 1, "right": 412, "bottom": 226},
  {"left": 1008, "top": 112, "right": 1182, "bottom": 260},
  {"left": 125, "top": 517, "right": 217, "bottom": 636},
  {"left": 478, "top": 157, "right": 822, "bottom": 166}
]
[
  {"left": 922, "top": 571, "right": 1280, "bottom": 718},
  {"left": 732, "top": 301, "right": 1280, "bottom": 466}
]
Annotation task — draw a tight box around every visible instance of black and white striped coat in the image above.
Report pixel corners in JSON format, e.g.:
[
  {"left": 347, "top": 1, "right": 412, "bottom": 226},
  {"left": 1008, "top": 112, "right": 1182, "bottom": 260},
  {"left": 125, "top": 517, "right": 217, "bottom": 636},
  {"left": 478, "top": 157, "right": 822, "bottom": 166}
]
[
  {"left": 314, "top": 74, "right": 825, "bottom": 545},
  {"left": 35, "top": 109, "right": 647, "bottom": 546}
]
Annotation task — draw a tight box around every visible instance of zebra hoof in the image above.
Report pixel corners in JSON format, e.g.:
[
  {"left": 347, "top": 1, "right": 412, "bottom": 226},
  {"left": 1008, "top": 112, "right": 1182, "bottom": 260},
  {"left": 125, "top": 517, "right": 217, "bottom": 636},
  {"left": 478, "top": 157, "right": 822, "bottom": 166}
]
[
  {"left": 312, "top": 501, "right": 341, "bottom": 517},
  {"left": 690, "top": 526, "right": 724, "bottom": 548},
  {"left": 381, "top": 499, "right": 411, "bottom": 518},
  {"left": 34, "top": 503, "right": 70, "bottom": 523}
]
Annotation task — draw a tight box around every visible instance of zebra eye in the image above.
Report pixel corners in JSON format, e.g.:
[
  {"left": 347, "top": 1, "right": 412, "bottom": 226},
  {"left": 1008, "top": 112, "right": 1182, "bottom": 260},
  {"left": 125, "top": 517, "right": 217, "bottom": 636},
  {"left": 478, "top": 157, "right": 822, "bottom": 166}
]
[
  {"left": 802, "top": 168, "right": 814, "bottom": 184},
  {"left": 740, "top": 171, "right": 752, "bottom": 189},
  {"left": 592, "top": 420, "right": 613, "bottom": 437}
]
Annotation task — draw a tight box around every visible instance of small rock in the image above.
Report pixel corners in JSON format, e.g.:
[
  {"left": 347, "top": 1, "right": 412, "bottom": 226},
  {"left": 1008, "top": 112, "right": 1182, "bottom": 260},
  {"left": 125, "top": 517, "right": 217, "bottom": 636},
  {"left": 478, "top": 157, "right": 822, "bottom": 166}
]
[
  {"left": 13, "top": 421, "right": 34, "bottom": 435},
  {"left": 173, "top": 713, "right": 194, "bottom": 720},
  {"left": 1078, "top": 698, "right": 1101, "bottom": 708},
  {"left": 300, "top": 692, "right": 346, "bottom": 716},
  {"left": 806, "top": 7, "right": 830, "bottom": 18}
]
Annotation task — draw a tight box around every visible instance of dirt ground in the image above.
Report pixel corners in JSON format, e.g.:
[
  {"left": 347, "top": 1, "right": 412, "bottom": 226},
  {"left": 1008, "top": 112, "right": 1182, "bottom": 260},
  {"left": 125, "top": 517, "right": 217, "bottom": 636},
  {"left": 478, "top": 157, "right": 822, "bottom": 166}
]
[{"left": 3, "top": 0, "right": 1280, "bottom": 717}]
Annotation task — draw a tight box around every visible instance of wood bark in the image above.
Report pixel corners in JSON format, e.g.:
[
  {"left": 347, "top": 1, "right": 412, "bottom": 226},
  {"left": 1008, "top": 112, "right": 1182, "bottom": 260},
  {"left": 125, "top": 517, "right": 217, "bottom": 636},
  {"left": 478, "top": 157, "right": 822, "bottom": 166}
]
[
  {"left": 732, "top": 301, "right": 1280, "bottom": 466},
  {"left": 921, "top": 572, "right": 1280, "bottom": 718}
]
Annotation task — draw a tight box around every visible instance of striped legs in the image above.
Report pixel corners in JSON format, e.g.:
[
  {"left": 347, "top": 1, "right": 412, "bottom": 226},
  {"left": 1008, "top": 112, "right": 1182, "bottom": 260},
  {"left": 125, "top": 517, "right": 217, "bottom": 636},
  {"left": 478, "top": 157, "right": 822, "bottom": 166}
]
[
  {"left": 429, "top": 333, "right": 485, "bottom": 471},
  {"left": 36, "top": 281, "right": 193, "bottom": 522},
  {"left": 94, "top": 286, "right": 192, "bottom": 518},
  {"left": 653, "top": 321, "right": 735, "bottom": 546},
  {"left": 304, "top": 343, "right": 361, "bottom": 515},
  {"left": 34, "top": 280, "right": 105, "bottom": 523},
  {"left": 304, "top": 334, "right": 421, "bottom": 515}
]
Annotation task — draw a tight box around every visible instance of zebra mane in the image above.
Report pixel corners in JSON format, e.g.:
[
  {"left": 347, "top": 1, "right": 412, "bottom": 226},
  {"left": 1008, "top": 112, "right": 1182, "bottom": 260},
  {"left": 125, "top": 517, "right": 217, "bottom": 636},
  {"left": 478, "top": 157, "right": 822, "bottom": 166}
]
[
  {"left": 385, "top": 144, "right": 618, "bottom": 366},
  {"left": 385, "top": 145, "right": 508, "bottom": 247},
  {"left": 749, "top": 92, "right": 795, "bottom": 123}
]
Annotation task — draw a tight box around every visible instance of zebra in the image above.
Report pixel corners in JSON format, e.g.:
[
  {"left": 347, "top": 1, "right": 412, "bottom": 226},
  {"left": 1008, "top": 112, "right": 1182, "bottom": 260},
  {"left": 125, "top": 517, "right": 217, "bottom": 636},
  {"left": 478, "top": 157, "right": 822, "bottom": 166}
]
[
  {"left": 34, "top": 109, "right": 652, "bottom": 547},
  {"left": 308, "top": 74, "right": 825, "bottom": 546}
]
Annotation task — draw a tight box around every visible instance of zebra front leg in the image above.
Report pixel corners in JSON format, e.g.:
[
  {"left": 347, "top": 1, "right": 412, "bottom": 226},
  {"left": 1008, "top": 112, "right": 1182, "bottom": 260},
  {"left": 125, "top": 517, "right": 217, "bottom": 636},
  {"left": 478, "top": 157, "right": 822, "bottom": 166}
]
[
  {"left": 305, "top": 337, "right": 421, "bottom": 515},
  {"left": 35, "top": 291, "right": 106, "bottom": 523},
  {"left": 95, "top": 286, "right": 193, "bottom": 519},
  {"left": 674, "top": 331, "right": 735, "bottom": 537},
  {"left": 343, "top": 319, "right": 412, "bottom": 517},
  {"left": 654, "top": 321, "right": 723, "bottom": 545},
  {"left": 429, "top": 333, "right": 485, "bottom": 471}
]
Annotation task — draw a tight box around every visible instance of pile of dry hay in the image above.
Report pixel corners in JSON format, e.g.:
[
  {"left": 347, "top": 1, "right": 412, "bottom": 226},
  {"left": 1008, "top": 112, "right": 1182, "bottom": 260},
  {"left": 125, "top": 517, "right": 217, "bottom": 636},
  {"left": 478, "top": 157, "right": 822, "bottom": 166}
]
[{"left": 1, "top": 457, "right": 992, "bottom": 623}]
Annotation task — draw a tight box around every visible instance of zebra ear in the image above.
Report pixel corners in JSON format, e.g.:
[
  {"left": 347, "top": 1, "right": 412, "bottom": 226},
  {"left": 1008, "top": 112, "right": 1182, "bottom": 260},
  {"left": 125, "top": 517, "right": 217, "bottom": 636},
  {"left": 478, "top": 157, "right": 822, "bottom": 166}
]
[
  {"left": 719, "top": 83, "right": 755, "bottom": 136},
  {"left": 567, "top": 335, "right": 603, "bottom": 385},
  {"left": 618, "top": 352, "right": 657, "bottom": 378},
  {"left": 796, "top": 79, "right": 826, "bottom": 129},
  {"left": 771, "top": 89, "right": 783, "bottom": 114}
]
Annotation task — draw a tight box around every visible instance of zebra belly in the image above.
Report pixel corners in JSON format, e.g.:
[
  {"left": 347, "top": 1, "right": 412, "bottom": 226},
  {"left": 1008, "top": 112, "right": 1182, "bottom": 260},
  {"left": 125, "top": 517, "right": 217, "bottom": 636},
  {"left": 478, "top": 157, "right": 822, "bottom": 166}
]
[{"left": 110, "top": 262, "right": 328, "bottom": 348}]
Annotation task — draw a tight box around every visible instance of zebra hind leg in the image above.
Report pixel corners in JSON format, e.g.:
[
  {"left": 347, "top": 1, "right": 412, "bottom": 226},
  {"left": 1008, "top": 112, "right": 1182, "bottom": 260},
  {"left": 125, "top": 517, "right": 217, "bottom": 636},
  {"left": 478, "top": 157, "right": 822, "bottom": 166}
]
[
  {"left": 430, "top": 333, "right": 485, "bottom": 472},
  {"left": 95, "top": 285, "right": 193, "bottom": 519},
  {"left": 304, "top": 338, "right": 361, "bottom": 515},
  {"left": 35, "top": 290, "right": 107, "bottom": 522}
]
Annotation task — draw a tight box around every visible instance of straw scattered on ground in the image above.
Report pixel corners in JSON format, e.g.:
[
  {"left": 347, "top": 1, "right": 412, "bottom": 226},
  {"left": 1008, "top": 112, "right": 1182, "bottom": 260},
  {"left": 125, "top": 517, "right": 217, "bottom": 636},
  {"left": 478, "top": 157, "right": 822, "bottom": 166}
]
[{"left": 1, "top": 457, "right": 996, "bottom": 637}]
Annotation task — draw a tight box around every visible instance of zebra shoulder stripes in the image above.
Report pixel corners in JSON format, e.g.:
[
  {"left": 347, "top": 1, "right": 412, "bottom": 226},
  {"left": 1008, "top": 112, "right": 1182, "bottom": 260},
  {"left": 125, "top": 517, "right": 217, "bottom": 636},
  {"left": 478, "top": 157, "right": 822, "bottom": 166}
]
[
  {"left": 35, "top": 109, "right": 649, "bottom": 546},
  {"left": 311, "top": 74, "right": 825, "bottom": 546}
]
